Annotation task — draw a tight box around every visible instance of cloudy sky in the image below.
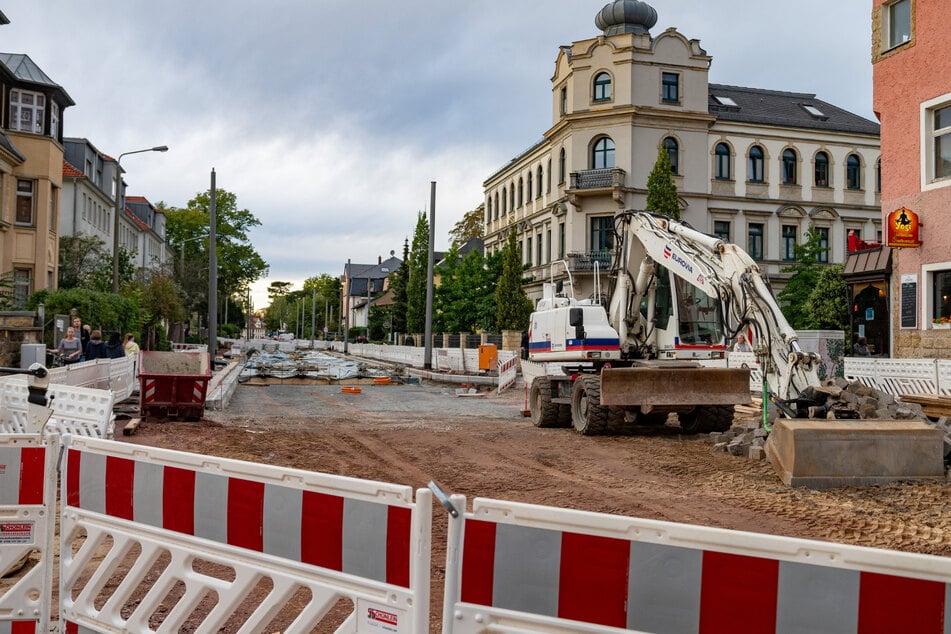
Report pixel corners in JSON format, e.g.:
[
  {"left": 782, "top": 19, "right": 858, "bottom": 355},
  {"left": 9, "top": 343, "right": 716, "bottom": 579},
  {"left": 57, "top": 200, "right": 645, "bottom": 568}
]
[{"left": 1, "top": 1, "right": 876, "bottom": 308}]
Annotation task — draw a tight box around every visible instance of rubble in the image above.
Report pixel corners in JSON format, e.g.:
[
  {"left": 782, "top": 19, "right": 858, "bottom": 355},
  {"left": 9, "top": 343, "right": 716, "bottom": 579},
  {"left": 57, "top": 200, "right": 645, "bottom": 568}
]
[{"left": 711, "top": 378, "right": 951, "bottom": 468}]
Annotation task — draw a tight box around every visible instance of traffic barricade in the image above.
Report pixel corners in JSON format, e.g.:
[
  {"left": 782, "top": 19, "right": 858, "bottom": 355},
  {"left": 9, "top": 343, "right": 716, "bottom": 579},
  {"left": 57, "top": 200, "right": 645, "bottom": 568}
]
[
  {"left": 60, "top": 436, "right": 432, "bottom": 633},
  {"left": 0, "top": 433, "right": 59, "bottom": 633},
  {"left": 442, "top": 496, "right": 951, "bottom": 634},
  {"left": 0, "top": 375, "right": 115, "bottom": 438}
]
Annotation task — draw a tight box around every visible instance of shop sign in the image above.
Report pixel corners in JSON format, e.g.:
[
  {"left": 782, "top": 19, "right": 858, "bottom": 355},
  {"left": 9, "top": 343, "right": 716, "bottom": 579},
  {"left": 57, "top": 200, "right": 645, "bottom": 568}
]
[{"left": 886, "top": 207, "right": 921, "bottom": 248}]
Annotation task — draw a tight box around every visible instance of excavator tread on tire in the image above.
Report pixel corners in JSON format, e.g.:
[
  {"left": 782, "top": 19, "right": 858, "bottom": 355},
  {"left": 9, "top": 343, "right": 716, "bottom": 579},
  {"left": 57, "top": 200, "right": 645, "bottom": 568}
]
[
  {"left": 678, "top": 405, "right": 735, "bottom": 434},
  {"left": 529, "top": 379, "right": 560, "bottom": 428},
  {"left": 571, "top": 375, "right": 609, "bottom": 435}
]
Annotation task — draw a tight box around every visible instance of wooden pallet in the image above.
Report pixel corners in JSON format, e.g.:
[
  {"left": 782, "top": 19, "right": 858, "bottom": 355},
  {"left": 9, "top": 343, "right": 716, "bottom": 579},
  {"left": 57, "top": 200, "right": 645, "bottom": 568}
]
[{"left": 898, "top": 393, "right": 951, "bottom": 419}]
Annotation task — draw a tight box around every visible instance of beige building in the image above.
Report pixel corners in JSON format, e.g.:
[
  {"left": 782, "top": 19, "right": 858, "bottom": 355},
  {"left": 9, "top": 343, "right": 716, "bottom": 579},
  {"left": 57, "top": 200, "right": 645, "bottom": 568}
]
[
  {"left": 483, "top": 0, "right": 881, "bottom": 304},
  {"left": 0, "top": 50, "right": 74, "bottom": 305}
]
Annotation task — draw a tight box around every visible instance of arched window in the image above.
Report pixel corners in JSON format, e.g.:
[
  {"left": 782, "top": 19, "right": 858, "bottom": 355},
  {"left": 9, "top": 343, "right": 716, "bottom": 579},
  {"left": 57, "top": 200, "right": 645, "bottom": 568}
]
[
  {"left": 547, "top": 159, "right": 552, "bottom": 192},
  {"left": 537, "top": 165, "right": 543, "bottom": 198},
  {"left": 593, "top": 72, "right": 611, "bottom": 102},
  {"left": 510, "top": 185, "right": 515, "bottom": 211},
  {"left": 748, "top": 145, "right": 764, "bottom": 182},
  {"left": 501, "top": 188, "right": 507, "bottom": 214},
  {"left": 814, "top": 151, "right": 830, "bottom": 187},
  {"left": 714, "top": 143, "right": 731, "bottom": 180},
  {"left": 782, "top": 148, "right": 797, "bottom": 184},
  {"left": 592, "top": 137, "right": 615, "bottom": 169},
  {"left": 846, "top": 154, "right": 862, "bottom": 190},
  {"left": 875, "top": 158, "right": 882, "bottom": 193},
  {"left": 518, "top": 178, "right": 524, "bottom": 207},
  {"left": 494, "top": 193, "right": 500, "bottom": 219},
  {"left": 486, "top": 198, "right": 492, "bottom": 223},
  {"left": 664, "top": 137, "right": 679, "bottom": 175},
  {"left": 527, "top": 172, "right": 533, "bottom": 202},
  {"left": 559, "top": 149, "right": 566, "bottom": 184}
]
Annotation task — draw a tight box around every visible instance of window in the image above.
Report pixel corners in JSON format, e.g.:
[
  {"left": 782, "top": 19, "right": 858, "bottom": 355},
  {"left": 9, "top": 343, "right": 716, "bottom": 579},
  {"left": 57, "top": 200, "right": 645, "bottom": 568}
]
[
  {"left": 876, "top": 159, "right": 882, "bottom": 192},
  {"left": 546, "top": 230, "right": 551, "bottom": 264},
  {"left": 661, "top": 72, "right": 679, "bottom": 103},
  {"left": 814, "top": 151, "right": 830, "bottom": 187},
  {"left": 15, "top": 179, "right": 34, "bottom": 226},
  {"left": 748, "top": 146, "right": 764, "bottom": 182},
  {"left": 846, "top": 154, "right": 862, "bottom": 190},
  {"left": 713, "top": 96, "right": 738, "bottom": 107},
  {"left": 883, "top": 0, "right": 911, "bottom": 51},
  {"left": 526, "top": 237, "right": 532, "bottom": 266},
  {"left": 664, "top": 137, "right": 679, "bottom": 175},
  {"left": 547, "top": 159, "right": 552, "bottom": 192},
  {"left": 593, "top": 72, "right": 611, "bottom": 102},
  {"left": 560, "top": 87, "right": 567, "bottom": 115},
  {"left": 802, "top": 104, "right": 826, "bottom": 118},
  {"left": 591, "top": 217, "right": 614, "bottom": 252},
  {"left": 486, "top": 198, "right": 493, "bottom": 223},
  {"left": 9, "top": 89, "right": 45, "bottom": 134},
  {"left": 933, "top": 270, "right": 951, "bottom": 323},
  {"left": 510, "top": 186, "right": 515, "bottom": 211},
  {"left": 537, "top": 234, "right": 543, "bottom": 265},
  {"left": 494, "top": 193, "right": 500, "bottom": 219},
  {"left": 559, "top": 222, "right": 565, "bottom": 259},
  {"left": 13, "top": 269, "right": 31, "bottom": 308},
  {"left": 527, "top": 173, "right": 533, "bottom": 202},
  {"left": 50, "top": 102, "right": 59, "bottom": 139},
  {"left": 713, "top": 221, "right": 730, "bottom": 242},
  {"left": 747, "top": 224, "right": 764, "bottom": 260},
  {"left": 592, "top": 137, "right": 615, "bottom": 169},
  {"left": 537, "top": 166, "right": 543, "bottom": 198},
  {"left": 518, "top": 178, "right": 524, "bottom": 207},
  {"left": 559, "top": 149, "right": 566, "bottom": 184},
  {"left": 501, "top": 188, "right": 507, "bottom": 214},
  {"left": 927, "top": 102, "right": 951, "bottom": 184},
  {"left": 781, "top": 149, "right": 798, "bottom": 184},
  {"left": 816, "top": 227, "right": 830, "bottom": 264},
  {"left": 782, "top": 225, "right": 798, "bottom": 261},
  {"left": 714, "top": 143, "right": 731, "bottom": 180}
]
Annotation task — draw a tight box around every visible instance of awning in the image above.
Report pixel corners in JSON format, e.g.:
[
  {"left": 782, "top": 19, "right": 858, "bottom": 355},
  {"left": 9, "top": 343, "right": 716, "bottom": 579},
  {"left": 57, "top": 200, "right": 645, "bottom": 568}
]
[{"left": 843, "top": 247, "right": 892, "bottom": 283}]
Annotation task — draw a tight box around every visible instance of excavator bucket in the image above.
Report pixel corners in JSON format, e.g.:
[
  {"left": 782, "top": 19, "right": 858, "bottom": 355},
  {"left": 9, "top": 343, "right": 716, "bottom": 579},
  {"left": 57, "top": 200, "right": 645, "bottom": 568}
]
[{"left": 599, "top": 366, "right": 752, "bottom": 407}]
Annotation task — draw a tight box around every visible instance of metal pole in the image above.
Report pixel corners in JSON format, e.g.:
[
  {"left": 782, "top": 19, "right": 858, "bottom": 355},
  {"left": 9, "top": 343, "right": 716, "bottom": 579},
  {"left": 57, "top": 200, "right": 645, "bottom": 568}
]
[
  {"left": 366, "top": 276, "right": 372, "bottom": 336},
  {"left": 208, "top": 169, "right": 218, "bottom": 371},
  {"left": 344, "top": 259, "right": 350, "bottom": 353},
  {"left": 424, "top": 182, "right": 436, "bottom": 369},
  {"left": 311, "top": 288, "right": 316, "bottom": 348}
]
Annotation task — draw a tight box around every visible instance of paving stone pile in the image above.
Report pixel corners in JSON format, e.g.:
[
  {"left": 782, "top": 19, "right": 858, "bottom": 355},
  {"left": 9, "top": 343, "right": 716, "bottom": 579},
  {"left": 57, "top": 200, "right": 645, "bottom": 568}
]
[{"left": 711, "top": 377, "right": 951, "bottom": 466}]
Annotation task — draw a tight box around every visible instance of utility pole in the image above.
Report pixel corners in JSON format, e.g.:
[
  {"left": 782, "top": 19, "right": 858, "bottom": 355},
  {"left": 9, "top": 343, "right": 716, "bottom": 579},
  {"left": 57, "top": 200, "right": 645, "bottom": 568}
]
[
  {"left": 424, "top": 182, "right": 436, "bottom": 369},
  {"left": 344, "top": 259, "right": 350, "bottom": 353},
  {"left": 207, "top": 169, "right": 218, "bottom": 371},
  {"left": 311, "top": 288, "right": 316, "bottom": 349}
]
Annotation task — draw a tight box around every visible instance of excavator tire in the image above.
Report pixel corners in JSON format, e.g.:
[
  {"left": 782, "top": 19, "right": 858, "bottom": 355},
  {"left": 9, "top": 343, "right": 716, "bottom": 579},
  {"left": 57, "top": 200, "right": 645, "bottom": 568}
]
[
  {"left": 605, "top": 406, "right": 627, "bottom": 434},
  {"left": 677, "top": 408, "right": 703, "bottom": 435},
  {"left": 640, "top": 411, "right": 669, "bottom": 426},
  {"left": 556, "top": 404, "right": 572, "bottom": 428},
  {"left": 571, "top": 375, "right": 609, "bottom": 435},
  {"left": 701, "top": 405, "right": 735, "bottom": 432},
  {"left": 529, "top": 379, "right": 560, "bottom": 428}
]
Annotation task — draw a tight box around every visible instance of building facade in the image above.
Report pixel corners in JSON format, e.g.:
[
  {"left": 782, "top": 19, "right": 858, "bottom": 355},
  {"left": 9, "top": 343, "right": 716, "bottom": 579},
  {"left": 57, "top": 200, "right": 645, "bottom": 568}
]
[
  {"left": 341, "top": 254, "right": 401, "bottom": 332},
  {"left": 872, "top": 0, "right": 951, "bottom": 358},
  {"left": 0, "top": 52, "right": 73, "bottom": 305},
  {"left": 483, "top": 1, "right": 881, "bottom": 310}
]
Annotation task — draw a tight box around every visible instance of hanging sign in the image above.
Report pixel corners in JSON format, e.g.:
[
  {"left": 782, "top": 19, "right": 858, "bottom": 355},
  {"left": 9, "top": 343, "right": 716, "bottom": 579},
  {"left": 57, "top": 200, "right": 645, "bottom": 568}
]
[{"left": 887, "top": 207, "right": 921, "bottom": 248}]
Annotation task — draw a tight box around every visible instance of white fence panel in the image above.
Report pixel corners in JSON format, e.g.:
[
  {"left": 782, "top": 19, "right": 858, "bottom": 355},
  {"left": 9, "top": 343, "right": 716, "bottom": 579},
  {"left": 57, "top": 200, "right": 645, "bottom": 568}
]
[
  {"left": 0, "top": 376, "right": 115, "bottom": 438},
  {"left": 845, "top": 358, "right": 939, "bottom": 396},
  {"left": 497, "top": 354, "right": 518, "bottom": 393},
  {"left": 726, "top": 351, "right": 763, "bottom": 393},
  {"left": 937, "top": 359, "right": 951, "bottom": 396},
  {"left": 60, "top": 436, "right": 432, "bottom": 634},
  {"left": 442, "top": 496, "right": 951, "bottom": 634}
]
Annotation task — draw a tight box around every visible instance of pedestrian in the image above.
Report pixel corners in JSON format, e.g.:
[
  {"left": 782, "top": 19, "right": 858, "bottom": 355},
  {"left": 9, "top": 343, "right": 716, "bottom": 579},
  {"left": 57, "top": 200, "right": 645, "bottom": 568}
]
[
  {"left": 732, "top": 332, "right": 751, "bottom": 352},
  {"left": 520, "top": 331, "right": 530, "bottom": 360},
  {"left": 52, "top": 326, "right": 83, "bottom": 364},
  {"left": 72, "top": 316, "right": 90, "bottom": 360},
  {"left": 84, "top": 329, "right": 108, "bottom": 360},
  {"left": 124, "top": 333, "right": 140, "bottom": 356},
  {"left": 105, "top": 332, "right": 125, "bottom": 359},
  {"left": 853, "top": 336, "right": 871, "bottom": 357}
]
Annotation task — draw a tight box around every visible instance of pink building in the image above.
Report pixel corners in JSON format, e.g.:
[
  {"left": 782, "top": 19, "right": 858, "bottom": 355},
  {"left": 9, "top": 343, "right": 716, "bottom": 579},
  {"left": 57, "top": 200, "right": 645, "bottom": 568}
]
[{"left": 872, "top": 0, "right": 951, "bottom": 356}]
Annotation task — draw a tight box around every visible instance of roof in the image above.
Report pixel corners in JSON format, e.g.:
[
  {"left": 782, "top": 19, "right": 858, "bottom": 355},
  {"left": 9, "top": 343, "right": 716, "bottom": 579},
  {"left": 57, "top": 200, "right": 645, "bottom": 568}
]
[
  {"left": 0, "top": 53, "right": 75, "bottom": 105},
  {"left": 843, "top": 247, "right": 892, "bottom": 282},
  {"left": 709, "top": 84, "right": 879, "bottom": 136},
  {"left": 0, "top": 131, "right": 25, "bottom": 161},
  {"left": 62, "top": 160, "right": 85, "bottom": 179}
]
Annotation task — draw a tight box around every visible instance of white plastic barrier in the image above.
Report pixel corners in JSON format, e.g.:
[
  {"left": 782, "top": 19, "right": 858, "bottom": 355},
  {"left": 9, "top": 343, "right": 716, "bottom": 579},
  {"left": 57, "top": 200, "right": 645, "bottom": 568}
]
[
  {"left": 727, "top": 351, "right": 764, "bottom": 392},
  {"left": 442, "top": 496, "right": 951, "bottom": 634},
  {"left": 60, "top": 436, "right": 433, "bottom": 633},
  {"left": 497, "top": 354, "right": 518, "bottom": 394},
  {"left": 0, "top": 376, "right": 115, "bottom": 438},
  {"left": 845, "top": 358, "right": 940, "bottom": 396},
  {"left": 171, "top": 342, "right": 207, "bottom": 352},
  {"left": 0, "top": 434, "right": 58, "bottom": 633}
]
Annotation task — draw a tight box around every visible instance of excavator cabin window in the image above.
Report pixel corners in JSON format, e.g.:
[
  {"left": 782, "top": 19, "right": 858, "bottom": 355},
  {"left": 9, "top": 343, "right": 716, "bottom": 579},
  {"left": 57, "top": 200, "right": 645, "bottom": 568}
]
[{"left": 674, "top": 276, "right": 722, "bottom": 345}]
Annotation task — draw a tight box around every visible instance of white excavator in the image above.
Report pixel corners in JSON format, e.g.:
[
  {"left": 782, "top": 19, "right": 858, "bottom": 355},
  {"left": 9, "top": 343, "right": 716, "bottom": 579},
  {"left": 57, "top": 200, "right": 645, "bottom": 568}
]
[{"left": 527, "top": 209, "right": 822, "bottom": 435}]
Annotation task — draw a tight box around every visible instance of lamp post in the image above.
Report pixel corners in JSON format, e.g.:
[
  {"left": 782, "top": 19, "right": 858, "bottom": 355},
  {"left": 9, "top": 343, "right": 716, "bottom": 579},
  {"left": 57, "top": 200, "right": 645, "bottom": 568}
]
[{"left": 112, "top": 145, "right": 168, "bottom": 293}]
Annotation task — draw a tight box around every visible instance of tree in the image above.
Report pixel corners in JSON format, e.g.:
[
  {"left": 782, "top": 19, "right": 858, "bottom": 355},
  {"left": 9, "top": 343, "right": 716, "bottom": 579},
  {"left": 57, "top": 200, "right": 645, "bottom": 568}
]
[
  {"left": 804, "top": 264, "right": 849, "bottom": 332},
  {"left": 0, "top": 270, "right": 15, "bottom": 310},
  {"left": 646, "top": 147, "right": 680, "bottom": 219},
  {"left": 406, "top": 213, "right": 430, "bottom": 334},
  {"left": 58, "top": 234, "right": 110, "bottom": 290},
  {"left": 388, "top": 238, "right": 410, "bottom": 336},
  {"left": 778, "top": 227, "right": 829, "bottom": 330},
  {"left": 449, "top": 203, "right": 485, "bottom": 248},
  {"left": 141, "top": 274, "right": 186, "bottom": 350},
  {"left": 434, "top": 246, "right": 499, "bottom": 333},
  {"left": 303, "top": 274, "right": 342, "bottom": 336},
  {"left": 495, "top": 231, "right": 534, "bottom": 331},
  {"left": 267, "top": 281, "right": 293, "bottom": 301},
  {"left": 27, "top": 288, "right": 146, "bottom": 348}
]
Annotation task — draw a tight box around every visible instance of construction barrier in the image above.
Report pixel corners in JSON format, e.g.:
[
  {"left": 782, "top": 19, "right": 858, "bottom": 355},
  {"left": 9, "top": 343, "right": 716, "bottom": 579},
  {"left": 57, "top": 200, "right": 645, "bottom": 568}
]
[
  {"left": 0, "top": 434, "right": 59, "bottom": 633},
  {"left": 441, "top": 495, "right": 951, "bottom": 634},
  {"left": 845, "top": 357, "right": 941, "bottom": 396},
  {"left": 727, "top": 351, "right": 763, "bottom": 392},
  {"left": 0, "top": 376, "right": 115, "bottom": 438},
  {"left": 496, "top": 355, "right": 518, "bottom": 394},
  {"left": 59, "top": 436, "right": 433, "bottom": 633}
]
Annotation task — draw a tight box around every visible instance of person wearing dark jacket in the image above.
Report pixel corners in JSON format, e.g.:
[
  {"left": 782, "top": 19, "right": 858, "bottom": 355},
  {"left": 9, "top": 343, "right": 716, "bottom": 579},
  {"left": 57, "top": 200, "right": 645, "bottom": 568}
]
[
  {"left": 84, "top": 329, "right": 108, "bottom": 361},
  {"left": 105, "top": 332, "right": 125, "bottom": 359}
]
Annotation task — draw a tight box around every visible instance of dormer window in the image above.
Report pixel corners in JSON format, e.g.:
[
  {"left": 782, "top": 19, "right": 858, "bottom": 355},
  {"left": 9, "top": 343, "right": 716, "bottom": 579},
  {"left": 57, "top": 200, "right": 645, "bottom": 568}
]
[
  {"left": 713, "top": 96, "right": 738, "bottom": 107},
  {"left": 802, "top": 104, "right": 828, "bottom": 120},
  {"left": 9, "top": 89, "right": 46, "bottom": 135},
  {"left": 593, "top": 72, "right": 611, "bottom": 102}
]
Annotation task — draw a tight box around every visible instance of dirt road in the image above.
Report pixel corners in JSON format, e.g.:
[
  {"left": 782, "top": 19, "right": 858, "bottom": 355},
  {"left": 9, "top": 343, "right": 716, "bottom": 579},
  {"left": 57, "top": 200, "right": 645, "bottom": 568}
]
[{"left": 122, "top": 379, "right": 951, "bottom": 631}]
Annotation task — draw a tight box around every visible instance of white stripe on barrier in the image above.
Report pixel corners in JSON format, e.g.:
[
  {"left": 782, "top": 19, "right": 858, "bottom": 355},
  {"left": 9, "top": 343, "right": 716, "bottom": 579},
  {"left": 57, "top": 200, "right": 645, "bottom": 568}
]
[
  {"left": 442, "top": 496, "right": 951, "bottom": 634},
  {"left": 0, "top": 377, "right": 115, "bottom": 438},
  {"left": 0, "top": 434, "right": 57, "bottom": 634},
  {"left": 497, "top": 353, "right": 518, "bottom": 394},
  {"left": 60, "top": 436, "right": 432, "bottom": 633}
]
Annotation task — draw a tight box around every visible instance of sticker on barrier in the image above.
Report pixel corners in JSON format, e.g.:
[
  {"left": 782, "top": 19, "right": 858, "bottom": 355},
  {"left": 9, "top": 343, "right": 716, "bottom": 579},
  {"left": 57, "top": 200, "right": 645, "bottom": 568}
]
[
  {"left": 0, "top": 434, "right": 58, "bottom": 633},
  {"left": 442, "top": 496, "right": 951, "bottom": 634},
  {"left": 60, "top": 436, "right": 432, "bottom": 633}
]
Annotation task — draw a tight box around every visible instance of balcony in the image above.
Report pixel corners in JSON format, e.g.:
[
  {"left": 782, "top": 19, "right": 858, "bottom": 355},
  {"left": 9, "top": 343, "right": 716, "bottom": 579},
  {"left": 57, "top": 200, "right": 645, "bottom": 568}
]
[
  {"left": 567, "top": 250, "right": 613, "bottom": 272},
  {"left": 570, "top": 168, "right": 625, "bottom": 190}
]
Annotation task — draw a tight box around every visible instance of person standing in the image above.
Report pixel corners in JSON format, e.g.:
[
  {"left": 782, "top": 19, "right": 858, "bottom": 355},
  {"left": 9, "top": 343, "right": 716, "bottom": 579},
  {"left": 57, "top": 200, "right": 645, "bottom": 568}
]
[
  {"left": 72, "top": 316, "right": 90, "bottom": 360},
  {"left": 124, "top": 333, "right": 140, "bottom": 356},
  {"left": 84, "top": 329, "right": 108, "bottom": 360},
  {"left": 732, "top": 332, "right": 752, "bottom": 352},
  {"left": 53, "top": 326, "right": 83, "bottom": 364},
  {"left": 105, "top": 332, "right": 125, "bottom": 359}
]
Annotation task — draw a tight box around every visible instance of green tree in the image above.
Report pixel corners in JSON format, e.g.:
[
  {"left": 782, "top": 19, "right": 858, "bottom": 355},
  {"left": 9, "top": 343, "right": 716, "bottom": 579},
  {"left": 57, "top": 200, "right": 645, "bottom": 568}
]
[
  {"left": 141, "top": 274, "right": 186, "bottom": 350},
  {"left": 804, "top": 264, "right": 849, "bottom": 332},
  {"left": 85, "top": 246, "right": 136, "bottom": 293},
  {"left": 778, "top": 227, "right": 829, "bottom": 330},
  {"left": 58, "top": 234, "right": 110, "bottom": 289},
  {"left": 303, "top": 274, "right": 342, "bottom": 337},
  {"left": 449, "top": 203, "right": 485, "bottom": 248},
  {"left": 646, "top": 147, "right": 680, "bottom": 219},
  {"left": 27, "top": 288, "right": 146, "bottom": 348},
  {"left": 406, "top": 213, "right": 430, "bottom": 333},
  {"left": 388, "top": 238, "right": 410, "bottom": 336},
  {"left": 0, "top": 270, "right": 15, "bottom": 310},
  {"left": 495, "top": 231, "right": 534, "bottom": 331},
  {"left": 434, "top": 246, "right": 498, "bottom": 333}
]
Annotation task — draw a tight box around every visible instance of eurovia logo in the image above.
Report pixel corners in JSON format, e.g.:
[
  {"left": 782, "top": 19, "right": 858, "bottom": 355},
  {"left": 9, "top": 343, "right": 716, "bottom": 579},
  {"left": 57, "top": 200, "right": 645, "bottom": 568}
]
[
  {"left": 663, "top": 245, "right": 672, "bottom": 260},
  {"left": 663, "top": 245, "right": 694, "bottom": 275}
]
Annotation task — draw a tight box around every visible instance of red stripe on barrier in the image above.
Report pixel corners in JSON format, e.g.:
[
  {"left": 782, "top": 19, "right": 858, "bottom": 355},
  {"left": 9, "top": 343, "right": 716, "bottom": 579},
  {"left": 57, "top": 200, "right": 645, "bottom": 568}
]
[
  {"left": 163, "top": 466, "right": 196, "bottom": 535},
  {"left": 699, "top": 551, "right": 778, "bottom": 633},
  {"left": 228, "top": 477, "right": 264, "bottom": 551},
  {"left": 301, "top": 491, "right": 344, "bottom": 571},
  {"left": 386, "top": 505, "right": 412, "bottom": 588},
  {"left": 105, "top": 456, "right": 135, "bottom": 520},
  {"left": 18, "top": 447, "right": 44, "bottom": 505},
  {"left": 858, "top": 572, "right": 947, "bottom": 633},
  {"left": 558, "top": 532, "right": 629, "bottom": 628},
  {"left": 64, "top": 621, "right": 78, "bottom": 634},
  {"left": 11, "top": 620, "right": 37, "bottom": 634},
  {"left": 66, "top": 448, "right": 81, "bottom": 508},
  {"left": 460, "top": 519, "right": 496, "bottom": 606}
]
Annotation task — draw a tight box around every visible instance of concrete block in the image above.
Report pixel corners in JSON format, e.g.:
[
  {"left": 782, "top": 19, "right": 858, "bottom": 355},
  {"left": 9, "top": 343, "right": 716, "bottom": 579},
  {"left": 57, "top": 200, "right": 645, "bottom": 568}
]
[
  {"left": 748, "top": 445, "right": 765, "bottom": 460},
  {"left": 764, "top": 419, "right": 946, "bottom": 489}
]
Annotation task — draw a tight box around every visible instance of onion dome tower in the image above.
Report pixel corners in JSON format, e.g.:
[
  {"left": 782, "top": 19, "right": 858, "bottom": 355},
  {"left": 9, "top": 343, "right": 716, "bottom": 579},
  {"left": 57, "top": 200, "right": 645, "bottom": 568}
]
[{"left": 595, "top": 0, "right": 658, "bottom": 36}]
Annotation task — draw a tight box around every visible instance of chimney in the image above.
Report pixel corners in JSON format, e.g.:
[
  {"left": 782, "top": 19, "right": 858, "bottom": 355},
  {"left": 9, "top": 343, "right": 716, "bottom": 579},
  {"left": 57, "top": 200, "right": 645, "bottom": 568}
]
[{"left": 378, "top": 255, "right": 382, "bottom": 264}]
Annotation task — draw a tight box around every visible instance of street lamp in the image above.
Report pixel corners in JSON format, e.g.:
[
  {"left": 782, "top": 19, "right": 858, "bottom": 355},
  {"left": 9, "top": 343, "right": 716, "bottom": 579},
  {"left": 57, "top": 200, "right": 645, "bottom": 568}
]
[{"left": 112, "top": 145, "right": 169, "bottom": 293}]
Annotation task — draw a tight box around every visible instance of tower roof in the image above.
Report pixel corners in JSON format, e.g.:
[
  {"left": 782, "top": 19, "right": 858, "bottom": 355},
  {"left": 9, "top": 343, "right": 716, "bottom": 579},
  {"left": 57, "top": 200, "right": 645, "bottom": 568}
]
[{"left": 595, "top": 0, "right": 657, "bottom": 36}]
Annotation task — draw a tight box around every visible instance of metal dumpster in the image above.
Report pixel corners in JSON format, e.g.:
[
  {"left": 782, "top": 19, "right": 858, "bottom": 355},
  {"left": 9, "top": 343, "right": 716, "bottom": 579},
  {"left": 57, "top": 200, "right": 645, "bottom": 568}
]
[{"left": 138, "top": 351, "right": 211, "bottom": 419}]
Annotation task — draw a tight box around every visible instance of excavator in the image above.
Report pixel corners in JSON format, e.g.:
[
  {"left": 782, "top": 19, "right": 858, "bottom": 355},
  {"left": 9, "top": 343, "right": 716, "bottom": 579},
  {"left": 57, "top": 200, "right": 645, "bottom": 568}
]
[{"left": 527, "top": 209, "right": 822, "bottom": 435}]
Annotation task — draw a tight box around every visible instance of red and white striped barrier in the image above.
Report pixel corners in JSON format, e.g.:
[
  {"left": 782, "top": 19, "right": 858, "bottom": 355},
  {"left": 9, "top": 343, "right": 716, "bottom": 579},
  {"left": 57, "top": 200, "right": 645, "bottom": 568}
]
[
  {"left": 60, "top": 436, "right": 432, "bottom": 633},
  {"left": 0, "top": 434, "right": 58, "bottom": 633},
  {"left": 442, "top": 496, "right": 951, "bottom": 634},
  {"left": 496, "top": 354, "right": 518, "bottom": 394}
]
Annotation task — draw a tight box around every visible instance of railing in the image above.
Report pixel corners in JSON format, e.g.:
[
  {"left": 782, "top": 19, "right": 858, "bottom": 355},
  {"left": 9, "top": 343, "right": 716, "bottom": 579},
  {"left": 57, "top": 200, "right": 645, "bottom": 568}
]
[
  {"left": 567, "top": 250, "right": 612, "bottom": 272},
  {"left": 570, "top": 167, "right": 625, "bottom": 189}
]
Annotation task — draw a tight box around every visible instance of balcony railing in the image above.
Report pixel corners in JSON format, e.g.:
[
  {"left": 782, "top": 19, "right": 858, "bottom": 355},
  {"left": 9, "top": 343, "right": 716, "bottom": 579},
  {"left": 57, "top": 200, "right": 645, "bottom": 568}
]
[
  {"left": 570, "top": 168, "right": 625, "bottom": 190},
  {"left": 567, "top": 250, "right": 613, "bottom": 272}
]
